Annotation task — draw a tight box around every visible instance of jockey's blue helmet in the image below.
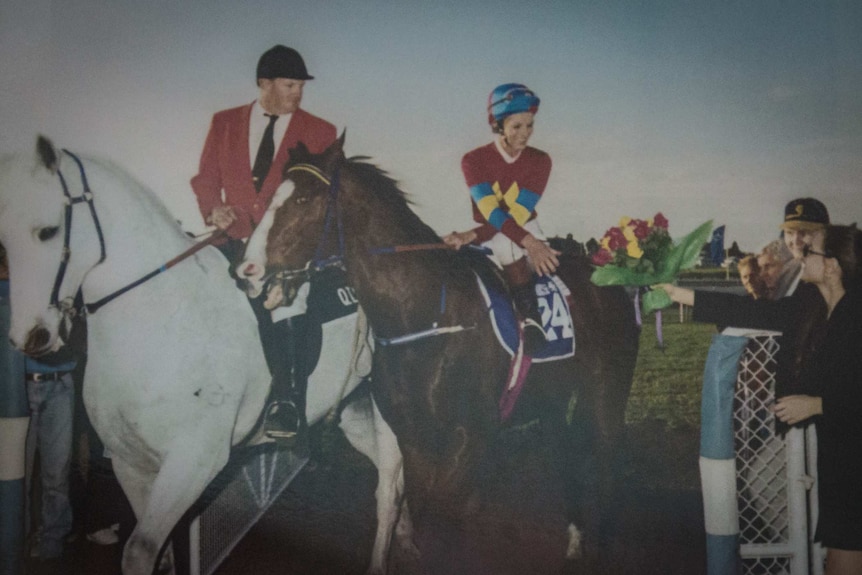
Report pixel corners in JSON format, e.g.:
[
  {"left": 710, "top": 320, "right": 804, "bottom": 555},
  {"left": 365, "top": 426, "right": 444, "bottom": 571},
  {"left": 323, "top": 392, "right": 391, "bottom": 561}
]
[{"left": 487, "top": 83, "right": 540, "bottom": 128}]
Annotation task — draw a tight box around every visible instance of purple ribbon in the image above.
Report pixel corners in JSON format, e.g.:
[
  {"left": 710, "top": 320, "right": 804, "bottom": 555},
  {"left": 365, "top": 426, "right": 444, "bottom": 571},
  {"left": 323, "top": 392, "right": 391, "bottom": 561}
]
[
  {"left": 635, "top": 287, "right": 664, "bottom": 349},
  {"left": 656, "top": 309, "right": 664, "bottom": 349}
]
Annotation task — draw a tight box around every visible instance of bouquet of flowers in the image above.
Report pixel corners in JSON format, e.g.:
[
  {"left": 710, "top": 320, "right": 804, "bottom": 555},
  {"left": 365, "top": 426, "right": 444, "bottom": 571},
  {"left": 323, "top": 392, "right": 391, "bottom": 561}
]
[{"left": 590, "top": 214, "right": 712, "bottom": 314}]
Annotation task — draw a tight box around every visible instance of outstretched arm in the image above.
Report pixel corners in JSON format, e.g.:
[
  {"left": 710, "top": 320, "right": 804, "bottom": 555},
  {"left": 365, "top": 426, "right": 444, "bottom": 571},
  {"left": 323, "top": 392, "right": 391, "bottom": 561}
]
[{"left": 656, "top": 283, "right": 695, "bottom": 307}]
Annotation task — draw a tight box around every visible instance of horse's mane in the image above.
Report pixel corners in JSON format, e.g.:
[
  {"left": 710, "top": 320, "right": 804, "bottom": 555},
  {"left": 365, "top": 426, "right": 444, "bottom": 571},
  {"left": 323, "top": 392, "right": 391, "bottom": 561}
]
[
  {"left": 340, "top": 155, "right": 507, "bottom": 290},
  {"left": 343, "top": 155, "right": 440, "bottom": 243}
]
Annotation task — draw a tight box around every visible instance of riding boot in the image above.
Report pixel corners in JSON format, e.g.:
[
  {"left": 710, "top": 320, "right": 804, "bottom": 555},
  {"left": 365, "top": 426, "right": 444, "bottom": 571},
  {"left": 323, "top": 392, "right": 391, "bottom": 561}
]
[
  {"left": 503, "top": 257, "right": 547, "bottom": 356},
  {"left": 264, "top": 315, "right": 309, "bottom": 455}
]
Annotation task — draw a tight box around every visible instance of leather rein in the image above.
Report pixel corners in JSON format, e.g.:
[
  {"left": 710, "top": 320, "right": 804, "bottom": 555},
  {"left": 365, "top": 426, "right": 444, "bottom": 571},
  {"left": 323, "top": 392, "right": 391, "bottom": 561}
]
[{"left": 51, "top": 150, "right": 225, "bottom": 318}]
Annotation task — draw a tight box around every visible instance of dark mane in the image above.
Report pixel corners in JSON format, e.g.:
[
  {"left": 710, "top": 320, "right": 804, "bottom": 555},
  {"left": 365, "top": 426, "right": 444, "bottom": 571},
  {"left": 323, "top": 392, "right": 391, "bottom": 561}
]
[
  {"left": 341, "top": 155, "right": 505, "bottom": 289},
  {"left": 343, "top": 155, "right": 440, "bottom": 243}
]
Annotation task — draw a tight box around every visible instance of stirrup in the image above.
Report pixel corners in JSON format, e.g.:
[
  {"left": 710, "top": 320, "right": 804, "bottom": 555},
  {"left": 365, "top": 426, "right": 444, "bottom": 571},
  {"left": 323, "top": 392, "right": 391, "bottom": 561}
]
[
  {"left": 264, "top": 400, "right": 302, "bottom": 439},
  {"left": 521, "top": 318, "right": 547, "bottom": 356}
]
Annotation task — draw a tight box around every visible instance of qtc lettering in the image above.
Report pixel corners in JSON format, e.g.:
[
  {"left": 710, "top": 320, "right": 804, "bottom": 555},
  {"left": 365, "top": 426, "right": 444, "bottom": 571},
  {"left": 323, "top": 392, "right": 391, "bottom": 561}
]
[{"left": 337, "top": 287, "right": 358, "bottom": 306}]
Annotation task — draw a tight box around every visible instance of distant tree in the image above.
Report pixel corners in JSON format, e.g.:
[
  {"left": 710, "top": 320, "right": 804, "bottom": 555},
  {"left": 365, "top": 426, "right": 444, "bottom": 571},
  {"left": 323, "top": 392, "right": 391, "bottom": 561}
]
[{"left": 727, "top": 241, "right": 744, "bottom": 259}]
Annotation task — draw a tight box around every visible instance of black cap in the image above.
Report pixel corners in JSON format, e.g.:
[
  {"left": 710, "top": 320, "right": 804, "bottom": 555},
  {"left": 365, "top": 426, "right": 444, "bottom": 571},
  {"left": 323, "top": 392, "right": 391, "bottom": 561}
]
[
  {"left": 256, "top": 45, "right": 314, "bottom": 82},
  {"left": 781, "top": 198, "right": 830, "bottom": 231}
]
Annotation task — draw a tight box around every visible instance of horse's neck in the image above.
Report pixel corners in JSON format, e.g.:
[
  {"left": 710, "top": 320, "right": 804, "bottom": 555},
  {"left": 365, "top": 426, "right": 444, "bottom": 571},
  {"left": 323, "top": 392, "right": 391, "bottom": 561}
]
[
  {"left": 80, "top": 167, "right": 197, "bottom": 304},
  {"left": 342, "top": 205, "right": 464, "bottom": 335}
]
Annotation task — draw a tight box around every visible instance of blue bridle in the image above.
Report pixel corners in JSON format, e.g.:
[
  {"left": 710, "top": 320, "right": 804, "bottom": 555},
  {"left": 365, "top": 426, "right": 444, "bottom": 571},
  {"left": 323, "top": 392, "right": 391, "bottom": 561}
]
[
  {"left": 50, "top": 151, "right": 223, "bottom": 317},
  {"left": 50, "top": 150, "right": 107, "bottom": 314}
]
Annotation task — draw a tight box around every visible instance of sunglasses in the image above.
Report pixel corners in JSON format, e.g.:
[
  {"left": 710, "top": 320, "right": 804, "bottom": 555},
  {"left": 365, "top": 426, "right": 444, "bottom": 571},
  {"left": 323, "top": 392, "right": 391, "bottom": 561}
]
[{"left": 802, "top": 245, "right": 831, "bottom": 258}]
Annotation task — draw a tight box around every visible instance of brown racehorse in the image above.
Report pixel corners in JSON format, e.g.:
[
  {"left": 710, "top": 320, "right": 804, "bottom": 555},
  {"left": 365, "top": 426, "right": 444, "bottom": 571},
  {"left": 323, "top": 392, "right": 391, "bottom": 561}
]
[{"left": 239, "top": 134, "right": 640, "bottom": 574}]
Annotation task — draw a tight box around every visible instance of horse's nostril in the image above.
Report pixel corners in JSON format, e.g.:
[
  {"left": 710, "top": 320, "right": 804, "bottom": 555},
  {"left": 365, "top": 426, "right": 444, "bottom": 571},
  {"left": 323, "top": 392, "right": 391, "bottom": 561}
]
[
  {"left": 242, "top": 263, "right": 258, "bottom": 278},
  {"left": 24, "top": 326, "right": 51, "bottom": 356}
]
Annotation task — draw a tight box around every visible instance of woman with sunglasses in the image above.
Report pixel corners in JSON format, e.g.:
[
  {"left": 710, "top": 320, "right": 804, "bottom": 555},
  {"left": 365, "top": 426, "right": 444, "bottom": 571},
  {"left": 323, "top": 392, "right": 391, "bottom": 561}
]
[
  {"left": 443, "top": 83, "right": 561, "bottom": 354},
  {"left": 659, "top": 225, "right": 862, "bottom": 574}
]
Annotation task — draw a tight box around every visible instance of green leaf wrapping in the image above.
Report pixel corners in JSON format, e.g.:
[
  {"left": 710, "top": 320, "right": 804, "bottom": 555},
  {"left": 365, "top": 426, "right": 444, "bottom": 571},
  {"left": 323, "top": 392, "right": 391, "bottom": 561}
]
[
  {"left": 590, "top": 220, "right": 713, "bottom": 310},
  {"left": 642, "top": 288, "right": 672, "bottom": 315}
]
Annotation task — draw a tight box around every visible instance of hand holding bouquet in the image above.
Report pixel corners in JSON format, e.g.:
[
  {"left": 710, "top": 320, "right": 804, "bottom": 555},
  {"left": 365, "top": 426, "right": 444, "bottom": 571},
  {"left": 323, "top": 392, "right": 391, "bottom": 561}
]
[{"left": 590, "top": 214, "right": 712, "bottom": 314}]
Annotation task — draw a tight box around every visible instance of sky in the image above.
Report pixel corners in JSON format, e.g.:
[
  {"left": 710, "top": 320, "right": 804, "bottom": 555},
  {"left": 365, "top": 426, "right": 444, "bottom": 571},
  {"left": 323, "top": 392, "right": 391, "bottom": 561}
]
[{"left": 1, "top": 0, "right": 860, "bottom": 253}]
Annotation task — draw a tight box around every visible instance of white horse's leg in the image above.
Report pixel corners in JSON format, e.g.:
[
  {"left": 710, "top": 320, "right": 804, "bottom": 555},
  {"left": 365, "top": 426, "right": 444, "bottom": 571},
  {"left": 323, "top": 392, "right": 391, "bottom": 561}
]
[
  {"left": 117, "top": 431, "right": 231, "bottom": 575},
  {"left": 340, "top": 395, "right": 406, "bottom": 575},
  {"left": 111, "top": 458, "right": 152, "bottom": 524},
  {"left": 111, "top": 459, "right": 156, "bottom": 573}
]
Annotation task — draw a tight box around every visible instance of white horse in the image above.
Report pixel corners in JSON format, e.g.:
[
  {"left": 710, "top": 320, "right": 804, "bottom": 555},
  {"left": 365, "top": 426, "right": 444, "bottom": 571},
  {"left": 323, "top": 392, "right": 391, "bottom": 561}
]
[{"left": 0, "top": 136, "right": 404, "bottom": 575}]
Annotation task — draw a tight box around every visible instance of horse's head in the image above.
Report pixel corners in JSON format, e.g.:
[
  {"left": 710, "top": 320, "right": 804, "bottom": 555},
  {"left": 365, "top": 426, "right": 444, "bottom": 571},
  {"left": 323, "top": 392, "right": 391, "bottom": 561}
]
[
  {"left": 238, "top": 132, "right": 347, "bottom": 297},
  {"left": 0, "top": 136, "right": 104, "bottom": 355}
]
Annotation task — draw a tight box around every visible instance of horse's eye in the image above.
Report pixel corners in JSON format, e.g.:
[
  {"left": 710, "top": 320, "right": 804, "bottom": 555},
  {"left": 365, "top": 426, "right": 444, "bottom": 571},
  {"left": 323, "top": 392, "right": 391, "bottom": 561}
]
[{"left": 37, "top": 226, "right": 60, "bottom": 242}]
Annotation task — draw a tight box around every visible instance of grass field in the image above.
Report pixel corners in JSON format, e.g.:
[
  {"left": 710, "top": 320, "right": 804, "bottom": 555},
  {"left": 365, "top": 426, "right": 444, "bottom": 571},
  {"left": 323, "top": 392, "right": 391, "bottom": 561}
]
[{"left": 626, "top": 313, "right": 718, "bottom": 428}]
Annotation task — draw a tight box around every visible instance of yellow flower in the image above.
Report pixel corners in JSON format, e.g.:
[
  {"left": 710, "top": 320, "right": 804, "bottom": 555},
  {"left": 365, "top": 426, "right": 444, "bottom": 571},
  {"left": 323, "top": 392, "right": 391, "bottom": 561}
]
[
  {"left": 622, "top": 225, "right": 637, "bottom": 243},
  {"left": 619, "top": 216, "right": 632, "bottom": 228},
  {"left": 626, "top": 240, "right": 644, "bottom": 259},
  {"left": 601, "top": 236, "right": 611, "bottom": 250}
]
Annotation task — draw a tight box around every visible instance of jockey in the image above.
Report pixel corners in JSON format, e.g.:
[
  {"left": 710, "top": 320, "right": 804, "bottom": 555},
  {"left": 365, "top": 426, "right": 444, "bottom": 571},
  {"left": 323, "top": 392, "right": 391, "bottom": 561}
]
[{"left": 444, "top": 83, "right": 561, "bottom": 355}]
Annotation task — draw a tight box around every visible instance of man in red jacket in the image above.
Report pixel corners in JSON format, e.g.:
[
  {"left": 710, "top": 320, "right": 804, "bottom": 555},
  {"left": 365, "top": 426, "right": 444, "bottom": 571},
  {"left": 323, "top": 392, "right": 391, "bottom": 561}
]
[
  {"left": 192, "top": 44, "right": 336, "bottom": 245},
  {"left": 191, "top": 45, "right": 337, "bottom": 446}
]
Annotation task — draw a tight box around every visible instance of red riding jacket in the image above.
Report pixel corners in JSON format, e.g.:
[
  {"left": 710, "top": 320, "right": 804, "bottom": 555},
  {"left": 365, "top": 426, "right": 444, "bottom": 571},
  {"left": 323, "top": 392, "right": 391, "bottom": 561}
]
[{"left": 191, "top": 102, "right": 337, "bottom": 240}]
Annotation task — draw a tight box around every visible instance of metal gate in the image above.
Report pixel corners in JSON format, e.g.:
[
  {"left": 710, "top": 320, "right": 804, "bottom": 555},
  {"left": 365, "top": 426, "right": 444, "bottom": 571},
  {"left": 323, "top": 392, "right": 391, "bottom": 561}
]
[
  {"left": 733, "top": 335, "right": 823, "bottom": 575},
  {"left": 187, "top": 446, "right": 307, "bottom": 575}
]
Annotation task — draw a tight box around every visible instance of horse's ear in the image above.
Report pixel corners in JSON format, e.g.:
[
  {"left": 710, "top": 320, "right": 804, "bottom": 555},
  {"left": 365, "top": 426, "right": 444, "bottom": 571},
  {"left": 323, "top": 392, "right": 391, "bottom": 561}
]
[
  {"left": 335, "top": 129, "right": 346, "bottom": 156},
  {"left": 36, "top": 135, "right": 60, "bottom": 174},
  {"left": 294, "top": 141, "right": 310, "bottom": 158}
]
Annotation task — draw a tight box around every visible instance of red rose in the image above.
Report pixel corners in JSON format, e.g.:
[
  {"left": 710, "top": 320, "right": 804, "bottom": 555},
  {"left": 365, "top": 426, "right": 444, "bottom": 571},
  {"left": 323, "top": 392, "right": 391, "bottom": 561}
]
[
  {"left": 632, "top": 219, "right": 651, "bottom": 239},
  {"left": 606, "top": 227, "right": 627, "bottom": 250},
  {"left": 591, "top": 248, "right": 613, "bottom": 266},
  {"left": 653, "top": 212, "right": 669, "bottom": 229}
]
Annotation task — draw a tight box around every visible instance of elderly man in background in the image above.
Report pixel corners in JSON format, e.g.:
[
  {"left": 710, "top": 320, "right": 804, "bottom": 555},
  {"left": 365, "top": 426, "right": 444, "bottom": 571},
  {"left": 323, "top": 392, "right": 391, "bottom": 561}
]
[{"left": 757, "top": 240, "right": 796, "bottom": 300}]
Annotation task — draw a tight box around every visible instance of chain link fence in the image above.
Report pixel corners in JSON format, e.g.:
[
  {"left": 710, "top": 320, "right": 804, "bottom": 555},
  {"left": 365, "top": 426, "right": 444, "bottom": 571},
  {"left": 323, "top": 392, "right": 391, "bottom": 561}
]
[{"left": 733, "top": 335, "right": 822, "bottom": 575}]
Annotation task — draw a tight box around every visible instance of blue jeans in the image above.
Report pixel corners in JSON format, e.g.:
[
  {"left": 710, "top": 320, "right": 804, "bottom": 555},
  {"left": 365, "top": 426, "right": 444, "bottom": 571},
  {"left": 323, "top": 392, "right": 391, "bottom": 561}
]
[{"left": 25, "top": 374, "right": 74, "bottom": 560}]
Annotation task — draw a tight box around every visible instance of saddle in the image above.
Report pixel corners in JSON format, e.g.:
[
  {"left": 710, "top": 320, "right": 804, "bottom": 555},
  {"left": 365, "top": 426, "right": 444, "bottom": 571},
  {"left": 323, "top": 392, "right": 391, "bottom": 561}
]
[
  {"left": 270, "top": 267, "right": 360, "bottom": 374},
  {"left": 475, "top": 273, "right": 576, "bottom": 363},
  {"left": 476, "top": 272, "right": 576, "bottom": 422}
]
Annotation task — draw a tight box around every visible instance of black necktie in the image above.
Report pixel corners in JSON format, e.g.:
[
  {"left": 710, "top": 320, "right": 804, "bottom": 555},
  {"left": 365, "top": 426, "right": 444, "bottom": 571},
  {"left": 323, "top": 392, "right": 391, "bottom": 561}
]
[{"left": 252, "top": 114, "right": 279, "bottom": 192}]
